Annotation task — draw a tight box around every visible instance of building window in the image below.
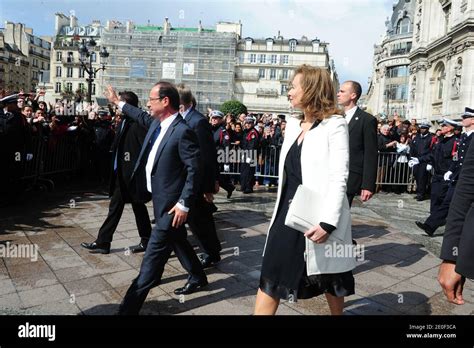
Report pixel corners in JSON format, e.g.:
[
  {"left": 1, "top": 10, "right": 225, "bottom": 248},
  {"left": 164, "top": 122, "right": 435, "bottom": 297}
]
[
  {"left": 281, "top": 84, "right": 288, "bottom": 96},
  {"left": 258, "top": 68, "right": 265, "bottom": 79},
  {"left": 79, "top": 67, "right": 85, "bottom": 78},
  {"left": 56, "top": 51, "right": 62, "bottom": 62},
  {"left": 282, "top": 69, "right": 289, "bottom": 80},
  {"left": 66, "top": 82, "right": 73, "bottom": 92},
  {"left": 41, "top": 61, "right": 44, "bottom": 69},
  {"left": 56, "top": 66, "right": 62, "bottom": 77},
  {"left": 245, "top": 39, "right": 252, "bottom": 50},
  {"left": 258, "top": 54, "right": 266, "bottom": 64},
  {"left": 67, "top": 52, "right": 73, "bottom": 63},
  {"left": 250, "top": 54, "right": 256, "bottom": 63},
  {"left": 270, "top": 69, "right": 276, "bottom": 80},
  {"left": 91, "top": 52, "right": 97, "bottom": 63},
  {"left": 396, "top": 17, "right": 411, "bottom": 35},
  {"left": 55, "top": 82, "right": 61, "bottom": 93},
  {"left": 270, "top": 54, "right": 277, "bottom": 64},
  {"left": 266, "top": 39, "right": 273, "bottom": 51},
  {"left": 385, "top": 65, "right": 409, "bottom": 78},
  {"left": 289, "top": 40, "right": 297, "bottom": 52},
  {"left": 78, "top": 83, "right": 84, "bottom": 92},
  {"left": 67, "top": 67, "right": 73, "bottom": 78},
  {"left": 281, "top": 55, "right": 289, "bottom": 65}
]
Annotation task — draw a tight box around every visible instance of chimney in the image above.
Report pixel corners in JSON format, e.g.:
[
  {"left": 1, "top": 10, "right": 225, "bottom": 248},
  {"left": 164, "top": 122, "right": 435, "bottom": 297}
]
[
  {"left": 69, "top": 15, "right": 77, "bottom": 28},
  {"left": 126, "top": 20, "right": 133, "bottom": 32},
  {"left": 198, "top": 20, "right": 202, "bottom": 33},
  {"left": 164, "top": 17, "right": 171, "bottom": 34}
]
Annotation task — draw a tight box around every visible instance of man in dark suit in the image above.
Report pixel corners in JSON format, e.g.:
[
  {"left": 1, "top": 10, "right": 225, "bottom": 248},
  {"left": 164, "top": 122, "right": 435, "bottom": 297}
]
[
  {"left": 439, "top": 129, "right": 474, "bottom": 305},
  {"left": 105, "top": 82, "right": 207, "bottom": 315},
  {"left": 176, "top": 84, "right": 222, "bottom": 268},
  {"left": 337, "top": 81, "right": 378, "bottom": 207},
  {"left": 81, "top": 92, "right": 152, "bottom": 254}
]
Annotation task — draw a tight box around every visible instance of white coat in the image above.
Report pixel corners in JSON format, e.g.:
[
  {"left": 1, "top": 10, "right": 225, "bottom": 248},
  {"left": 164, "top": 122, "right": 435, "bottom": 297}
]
[{"left": 263, "top": 115, "right": 357, "bottom": 275}]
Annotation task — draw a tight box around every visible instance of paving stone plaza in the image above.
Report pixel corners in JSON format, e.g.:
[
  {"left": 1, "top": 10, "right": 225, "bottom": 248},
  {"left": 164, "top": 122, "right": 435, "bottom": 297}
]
[{"left": 0, "top": 186, "right": 472, "bottom": 316}]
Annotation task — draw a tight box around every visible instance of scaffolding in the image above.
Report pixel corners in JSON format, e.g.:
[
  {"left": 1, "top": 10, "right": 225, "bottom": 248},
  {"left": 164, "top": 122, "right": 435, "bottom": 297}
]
[{"left": 101, "top": 26, "right": 238, "bottom": 113}]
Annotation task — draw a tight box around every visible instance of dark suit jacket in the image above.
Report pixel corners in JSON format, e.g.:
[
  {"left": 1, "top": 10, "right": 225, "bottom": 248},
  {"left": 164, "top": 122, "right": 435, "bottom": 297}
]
[
  {"left": 440, "top": 141, "right": 474, "bottom": 279},
  {"left": 184, "top": 108, "right": 216, "bottom": 194},
  {"left": 347, "top": 108, "right": 378, "bottom": 195},
  {"left": 109, "top": 118, "right": 150, "bottom": 203},
  {"left": 123, "top": 104, "right": 201, "bottom": 230}
]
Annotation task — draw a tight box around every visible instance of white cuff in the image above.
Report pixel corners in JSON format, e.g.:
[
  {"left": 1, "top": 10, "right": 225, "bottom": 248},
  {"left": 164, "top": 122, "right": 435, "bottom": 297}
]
[
  {"left": 176, "top": 202, "right": 189, "bottom": 213},
  {"left": 118, "top": 101, "right": 126, "bottom": 111}
]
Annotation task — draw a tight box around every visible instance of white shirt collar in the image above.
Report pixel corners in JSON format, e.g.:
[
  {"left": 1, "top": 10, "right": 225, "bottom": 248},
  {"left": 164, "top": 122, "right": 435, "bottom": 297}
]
[
  {"left": 182, "top": 107, "right": 192, "bottom": 119},
  {"left": 160, "top": 112, "right": 179, "bottom": 129},
  {"left": 466, "top": 129, "right": 474, "bottom": 137},
  {"left": 345, "top": 106, "right": 358, "bottom": 124}
]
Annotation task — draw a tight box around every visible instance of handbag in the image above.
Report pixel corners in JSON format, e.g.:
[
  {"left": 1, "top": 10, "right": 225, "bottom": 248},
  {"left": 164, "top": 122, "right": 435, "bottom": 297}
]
[{"left": 284, "top": 184, "right": 324, "bottom": 233}]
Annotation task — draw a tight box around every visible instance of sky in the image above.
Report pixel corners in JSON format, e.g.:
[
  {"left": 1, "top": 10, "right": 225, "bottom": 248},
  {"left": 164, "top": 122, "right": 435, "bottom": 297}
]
[{"left": 0, "top": 0, "right": 395, "bottom": 91}]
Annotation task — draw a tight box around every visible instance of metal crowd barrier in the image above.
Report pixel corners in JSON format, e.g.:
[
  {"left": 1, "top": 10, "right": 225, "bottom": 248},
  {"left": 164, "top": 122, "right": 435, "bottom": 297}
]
[
  {"left": 21, "top": 134, "right": 80, "bottom": 190},
  {"left": 376, "top": 151, "right": 415, "bottom": 187},
  {"left": 220, "top": 145, "right": 416, "bottom": 189}
]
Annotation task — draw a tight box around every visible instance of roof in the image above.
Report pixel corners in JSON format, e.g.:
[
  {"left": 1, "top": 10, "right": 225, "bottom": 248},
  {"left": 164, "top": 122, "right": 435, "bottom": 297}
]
[{"left": 134, "top": 25, "right": 215, "bottom": 33}]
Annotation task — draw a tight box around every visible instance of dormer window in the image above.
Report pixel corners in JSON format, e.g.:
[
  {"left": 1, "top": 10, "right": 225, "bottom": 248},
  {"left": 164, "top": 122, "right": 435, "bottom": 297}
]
[
  {"left": 245, "top": 38, "right": 253, "bottom": 50},
  {"left": 289, "top": 39, "right": 297, "bottom": 52},
  {"left": 266, "top": 38, "right": 274, "bottom": 51}
]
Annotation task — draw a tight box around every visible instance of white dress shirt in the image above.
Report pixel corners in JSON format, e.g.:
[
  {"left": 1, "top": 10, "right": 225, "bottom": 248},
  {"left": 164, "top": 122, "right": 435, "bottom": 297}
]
[
  {"left": 344, "top": 106, "right": 358, "bottom": 125},
  {"left": 181, "top": 107, "right": 192, "bottom": 120},
  {"left": 117, "top": 102, "right": 188, "bottom": 211}
]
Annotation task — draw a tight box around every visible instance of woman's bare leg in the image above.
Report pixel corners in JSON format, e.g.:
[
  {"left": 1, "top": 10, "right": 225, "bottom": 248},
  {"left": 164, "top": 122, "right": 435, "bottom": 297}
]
[
  {"left": 325, "top": 293, "right": 344, "bottom": 315},
  {"left": 254, "top": 288, "right": 280, "bottom": 315}
]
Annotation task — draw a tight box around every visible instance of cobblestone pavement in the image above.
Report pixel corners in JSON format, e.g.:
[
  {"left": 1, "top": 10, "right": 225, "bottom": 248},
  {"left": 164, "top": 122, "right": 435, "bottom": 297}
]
[{"left": 0, "top": 186, "right": 473, "bottom": 315}]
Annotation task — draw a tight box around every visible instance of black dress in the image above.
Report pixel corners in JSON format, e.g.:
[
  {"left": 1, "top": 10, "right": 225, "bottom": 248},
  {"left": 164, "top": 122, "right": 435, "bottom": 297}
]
[{"left": 260, "top": 123, "right": 355, "bottom": 301}]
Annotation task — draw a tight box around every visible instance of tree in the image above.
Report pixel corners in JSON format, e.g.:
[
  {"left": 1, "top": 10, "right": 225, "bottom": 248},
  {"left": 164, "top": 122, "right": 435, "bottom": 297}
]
[{"left": 220, "top": 100, "right": 247, "bottom": 117}]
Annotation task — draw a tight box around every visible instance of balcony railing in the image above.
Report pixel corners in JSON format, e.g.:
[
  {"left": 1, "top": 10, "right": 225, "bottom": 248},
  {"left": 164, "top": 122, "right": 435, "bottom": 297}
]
[{"left": 256, "top": 88, "right": 279, "bottom": 97}]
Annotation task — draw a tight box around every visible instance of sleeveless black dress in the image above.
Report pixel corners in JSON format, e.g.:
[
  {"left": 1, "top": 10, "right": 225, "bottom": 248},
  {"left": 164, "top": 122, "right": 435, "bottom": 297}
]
[{"left": 260, "top": 122, "right": 355, "bottom": 301}]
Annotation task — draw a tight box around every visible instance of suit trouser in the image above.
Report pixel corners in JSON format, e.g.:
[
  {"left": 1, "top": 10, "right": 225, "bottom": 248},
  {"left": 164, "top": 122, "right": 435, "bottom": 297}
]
[
  {"left": 218, "top": 172, "right": 235, "bottom": 193},
  {"left": 430, "top": 175, "right": 449, "bottom": 215},
  {"left": 118, "top": 224, "right": 206, "bottom": 315},
  {"left": 425, "top": 182, "right": 456, "bottom": 231},
  {"left": 186, "top": 195, "right": 222, "bottom": 258},
  {"left": 96, "top": 184, "right": 151, "bottom": 245},
  {"left": 240, "top": 162, "right": 255, "bottom": 192},
  {"left": 414, "top": 163, "right": 430, "bottom": 198}
]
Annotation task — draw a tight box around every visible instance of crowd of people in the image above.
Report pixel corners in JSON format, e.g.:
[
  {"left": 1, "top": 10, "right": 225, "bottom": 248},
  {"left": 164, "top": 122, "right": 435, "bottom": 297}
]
[{"left": 1, "top": 71, "right": 472, "bottom": 313}]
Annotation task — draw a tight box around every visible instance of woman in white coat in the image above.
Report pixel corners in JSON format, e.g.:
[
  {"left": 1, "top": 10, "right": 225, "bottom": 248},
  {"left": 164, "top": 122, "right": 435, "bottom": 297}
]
[{"left": 254, "top": 65, "right": 356, "bottom": 315}]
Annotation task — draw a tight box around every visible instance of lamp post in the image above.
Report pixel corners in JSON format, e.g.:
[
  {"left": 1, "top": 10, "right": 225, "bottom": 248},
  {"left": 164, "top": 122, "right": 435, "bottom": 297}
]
[
  {"left": 385, "top": 89, "right": 391, "bottom": 118},
  {"left": 78, "top": 37, "right": 109, "bottom": 104}
]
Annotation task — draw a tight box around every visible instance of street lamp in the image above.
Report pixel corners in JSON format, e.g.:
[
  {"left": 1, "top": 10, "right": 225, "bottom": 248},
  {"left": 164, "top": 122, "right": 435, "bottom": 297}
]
[
  {"left": 385, "top": 89, "right": 391, "bottom": 118},
  {"left": 78, "top": 37, "right": 109, "bottom": 103}
]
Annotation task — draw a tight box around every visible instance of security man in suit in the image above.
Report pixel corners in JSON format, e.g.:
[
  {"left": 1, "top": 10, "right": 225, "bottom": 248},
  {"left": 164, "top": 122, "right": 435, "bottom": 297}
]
[
  {"left": 176, "top": 83, "right": 222, "bottom": 268},
  {"left": 438, "top": 129, "right": 474, "bottom": 305},
  {"left": 336, "top": 81, "right": 378, "bottom": 207},
  {"left": 81, "top": 91, "right": 152, "bottom": 254},
  {"left": 210, "top": 110, "right": 235, "bottom": 199},
  {"left": 0, "top": 94, "right": 33, "bottom": 205},
  {"left": 240, "top": 116, "right": 259, "bottom": 194},
  {"left": 413, "top": 118, "right": 459, "bottom": 217},
  {"left": 409, "top": 122, "right": 435, "bottom": 201},
  {"left": 106, "top": 83, "right": 208, "bottom": 315},
  {"left": 416, "top": 108, "right": 474, "bottom": 236}
]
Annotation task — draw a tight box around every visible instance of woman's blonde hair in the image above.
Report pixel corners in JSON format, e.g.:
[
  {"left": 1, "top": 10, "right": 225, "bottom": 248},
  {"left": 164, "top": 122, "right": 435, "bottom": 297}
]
[{"left": 292, "top": 65, "right": 342, "bottom": 121}]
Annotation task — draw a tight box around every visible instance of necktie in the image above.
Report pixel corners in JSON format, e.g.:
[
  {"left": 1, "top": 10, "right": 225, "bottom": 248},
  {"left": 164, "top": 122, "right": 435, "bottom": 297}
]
[{"left": 144, "top": 125, "right": 162, "bottom": 160}]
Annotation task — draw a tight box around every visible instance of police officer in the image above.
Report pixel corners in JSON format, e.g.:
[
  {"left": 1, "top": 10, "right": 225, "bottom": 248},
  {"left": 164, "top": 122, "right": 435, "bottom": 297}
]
[
  {"left": 210, "top": 110, "right": 235, "bottom": 198},
  {"left": 409, "top": 122, "right": 435, "bottom": 201},
  {"left": 416, "top": 108, "right": 474, "bottom": 236},
  {"left": 240, "top": 116, "right": 259, "bottom": 194},
  {"left": 414, "top": 118, "right": 458, "bottom": 217}
]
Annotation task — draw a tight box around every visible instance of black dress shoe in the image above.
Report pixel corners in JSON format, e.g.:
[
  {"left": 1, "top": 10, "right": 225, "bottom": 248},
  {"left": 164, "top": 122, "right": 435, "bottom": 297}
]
[
  {"left": 199, "top": 254, "right": 221, "bottom": 268},
  {"left": 226, "top": 187, "right": 235, "bottom": 199},
  {"left": 129, "top": 242, "right": 147, "bottom": 254},
  {"left": 173, "top": 279, "right": 208, "bottom": 295},
  {"left": 415, "top": 221, "right": 435, "bottom": 237},
  {"left": 80, "top": 241, "right": 110, "bottom": 254},
  {"left": 243, "top": 189, "right": 253, "bottom": 194}
]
